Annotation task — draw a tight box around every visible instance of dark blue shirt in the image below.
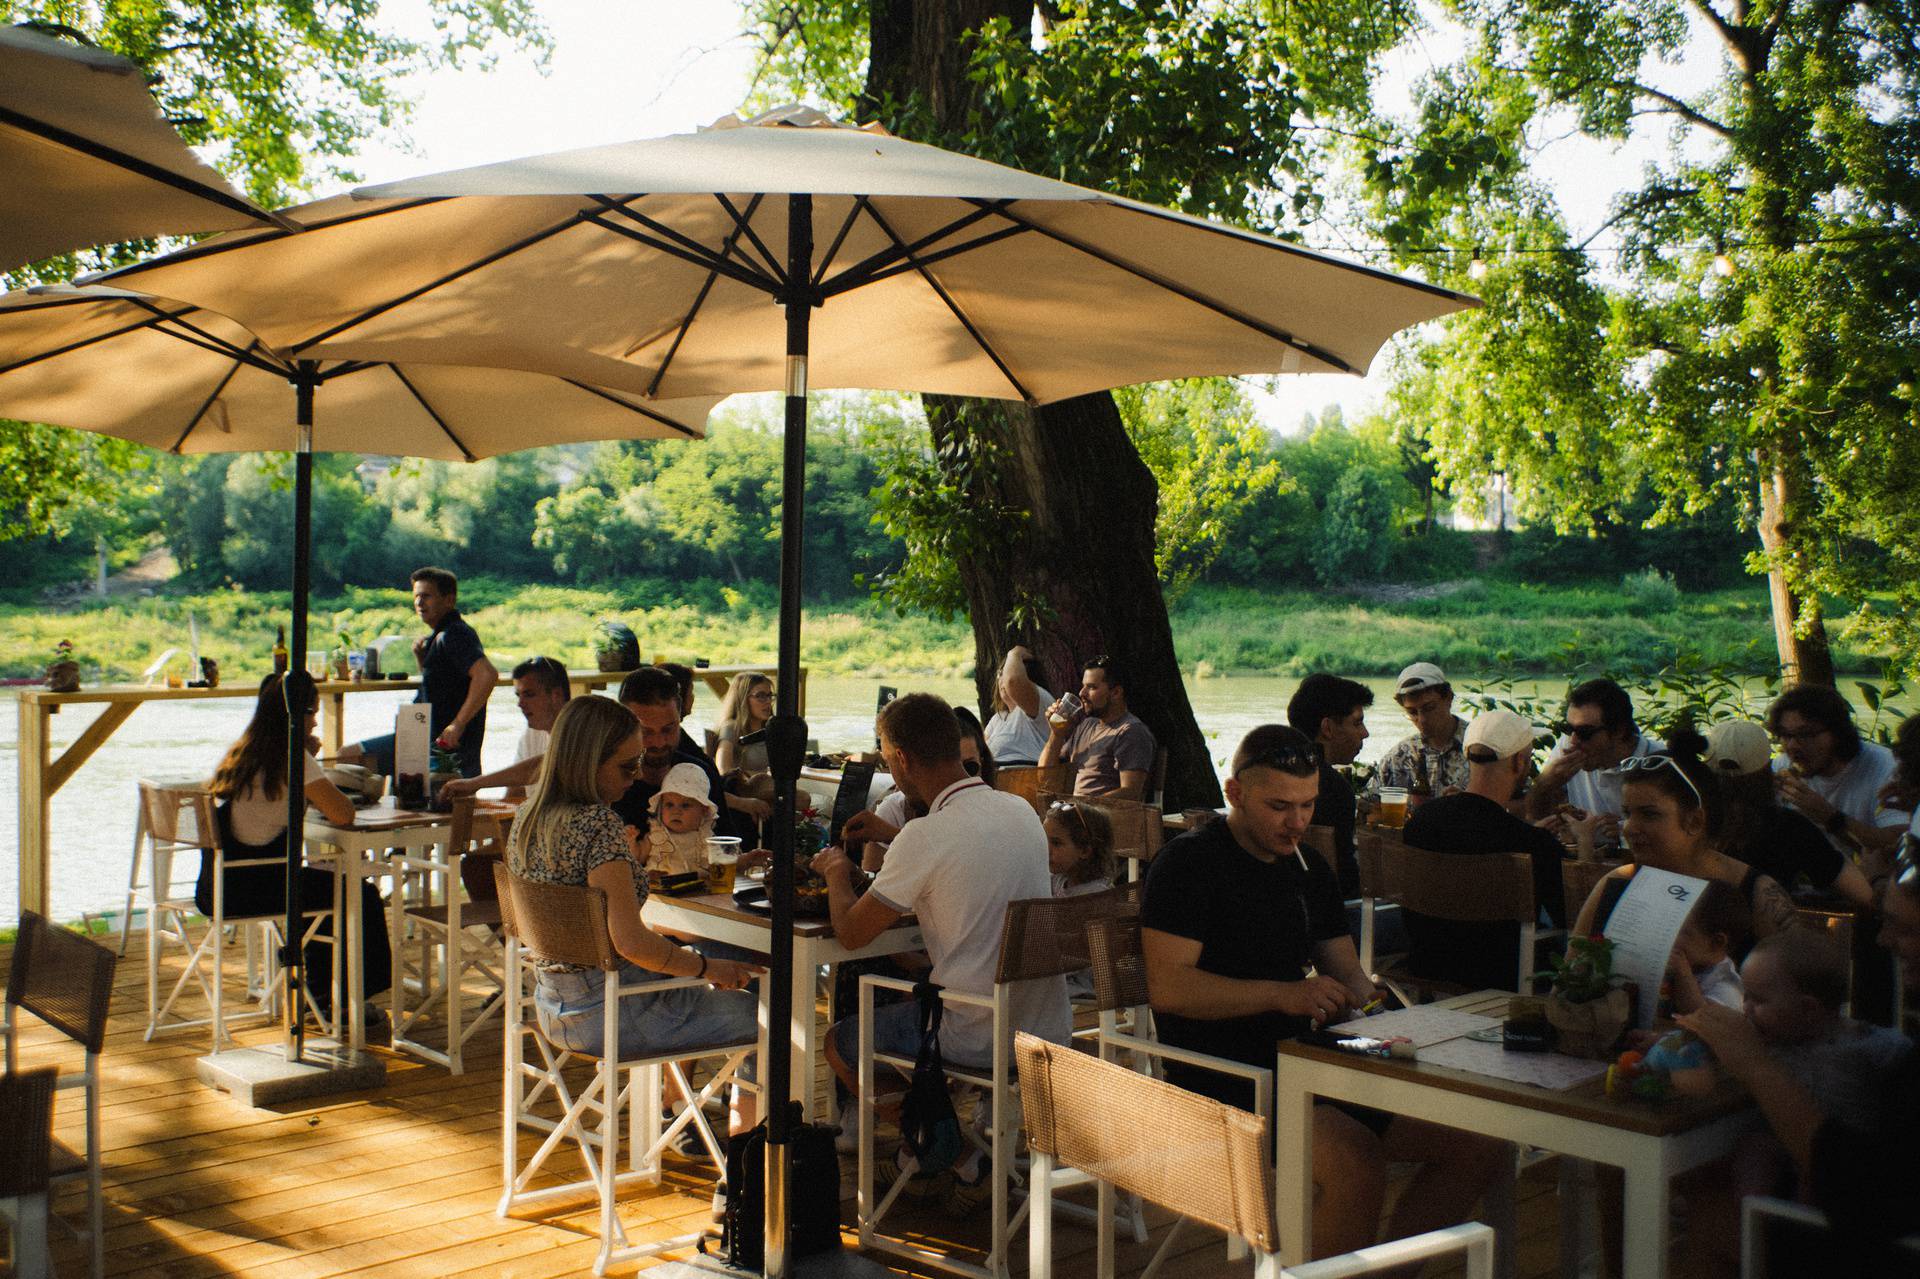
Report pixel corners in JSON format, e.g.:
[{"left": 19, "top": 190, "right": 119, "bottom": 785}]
[{"left": 418, "top": 609, "right": 487, "bottom": 762}]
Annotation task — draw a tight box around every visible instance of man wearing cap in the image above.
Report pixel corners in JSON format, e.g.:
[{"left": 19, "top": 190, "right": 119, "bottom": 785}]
[
  {"left": 1402, "top": 709, "right": 1569, "bottom": 991},
  {"left": 1367, "top": 662, "right": 1470, "bottom": 804}
]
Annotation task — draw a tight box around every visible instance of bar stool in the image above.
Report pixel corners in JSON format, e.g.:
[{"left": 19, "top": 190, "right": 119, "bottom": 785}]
[{"left": 388, "top": 799, "right": 511, "bottom": 1072}]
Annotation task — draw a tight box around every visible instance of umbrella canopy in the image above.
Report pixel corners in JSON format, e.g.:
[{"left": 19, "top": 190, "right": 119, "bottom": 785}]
[
  {"left": 1, "top": 24, "right": 292, "bottom": 272},
  {"left": 0, "top": 285, "right": 715, "bottom": 458},
  {"left": 94, "top": 106, "right": 1473, "bottom": 401}
]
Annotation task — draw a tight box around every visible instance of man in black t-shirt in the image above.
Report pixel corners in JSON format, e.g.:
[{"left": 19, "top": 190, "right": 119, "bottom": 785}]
[
  {"left": 611, "top": 666, "right": 739, "bottom": 841},
  {"left": 1142, "top": 724, "right": 1505, "bottom": 1261},
  {"left": 1286, "top": 674, "right": 1373, "bottom": 896},
  {"left": 343, "top": 566, "right": 496, "bottom": 778},
  {"left": 1402, "top": 708, "right": 1569, "bottom": 990}
]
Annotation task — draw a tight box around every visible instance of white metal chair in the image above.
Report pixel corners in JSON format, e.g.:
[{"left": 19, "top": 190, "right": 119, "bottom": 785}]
[
  {"left": 857, "top": 891, "right": 1116, "bottom": 1279},
  {"left": 5, "top": 911, "right": 118, "bottom": 1279},
  {"left": 1018, "top": 1032, "right": 1497, "bottom": 1279},
  {"left": 0, "top": 1065, "right": 58, "bottom": 1279},
  {"left": 493, "top": 864, "right": 756, "bottom": 1276},
  {"left": 387, "top": 798, "right": 509, "bottom": 1073},
  {"left": 119, "top": 776, "right": 207, "bottom": 956}
]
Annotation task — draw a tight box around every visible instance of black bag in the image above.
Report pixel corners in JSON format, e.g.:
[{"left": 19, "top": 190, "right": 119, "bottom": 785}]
[
  {"left": 713, "top": 1106, "right": 843, "bottom": 1271},
  {"left": 900, "top": 981, "right": 962, "bottom": 1174}
]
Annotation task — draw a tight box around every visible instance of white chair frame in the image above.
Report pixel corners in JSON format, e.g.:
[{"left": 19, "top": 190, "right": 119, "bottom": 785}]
[{"left": 387, "top": 836, "right": 507, "bottom": 1074}]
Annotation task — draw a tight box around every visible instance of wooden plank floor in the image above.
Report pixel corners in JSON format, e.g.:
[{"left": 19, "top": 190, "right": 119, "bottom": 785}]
[{"left": 5, "top": 932, "right": 1577, "bottom": 1279}]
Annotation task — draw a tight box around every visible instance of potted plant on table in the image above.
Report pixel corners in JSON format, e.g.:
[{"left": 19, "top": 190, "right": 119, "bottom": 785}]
[
  {"left": 46, "top": 639, "right": 82, "bottom": 692},
  {"left": 1538, "top": 935, "right": 1634, "bottom": 1059}
]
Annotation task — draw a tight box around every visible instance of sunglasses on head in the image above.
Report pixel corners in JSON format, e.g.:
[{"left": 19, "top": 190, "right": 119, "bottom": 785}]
[
  {"left": 1047, "top": 799, "right": 1091, "bottom": 841},
  {"left": 1618, "top": 754, "right": 1704, "bottom": 809},
  {"left": 1234, "top": 744, "right": 1318, "bottom": 777}
]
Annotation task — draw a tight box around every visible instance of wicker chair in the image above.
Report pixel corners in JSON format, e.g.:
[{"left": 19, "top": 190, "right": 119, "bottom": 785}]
[
  {"left": 5, "top": 911, "right": 118, "bottom": 1279},
  {"left": 493, "top": 864, "right": 756, "bottom": 1277},
  {"left": 1562, "top": 858, "right": 1627, "bottom": 933},
  {"left": 1354, "top": 840, "right": 1539, "bottom": 997},
  {"left": 1016, "top": 1033, "right": 1496, "bottom": 1279},
  {"left": 389, "top": 798, "right": 509, "bottom": 1073},
  {"left": 993, "top": 765, "right": 1073, "bottom": 814},
  {"left": 0, "top": 1066, "right": 59, "bottom": 1279},
  {"left": 856, "top": 890, "right": 1123, "bottom": 1279},
  {"left": 1039, "top": 791, "right": 1164, "bottom": 882}
]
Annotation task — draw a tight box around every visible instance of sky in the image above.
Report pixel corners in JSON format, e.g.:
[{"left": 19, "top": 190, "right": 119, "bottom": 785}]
[{"left": 344, "top": 0, "right": 1724, "bottom": 435}]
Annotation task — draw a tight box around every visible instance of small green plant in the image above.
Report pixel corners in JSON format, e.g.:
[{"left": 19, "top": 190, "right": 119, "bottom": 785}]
[
  {"left": 1620, "top": 568, "right": 1682, "bottom": 616},
  {"left": 1537, "top": 935, "right": 1624, "bottom": 1004},
  {"left": 429, "top": 743, "right": 461, "bottom": 776}
]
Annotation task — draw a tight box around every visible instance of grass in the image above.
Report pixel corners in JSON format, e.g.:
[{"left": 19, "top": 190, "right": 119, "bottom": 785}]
[{"left": 0, "top": 575, "right": 1890, "bottom": 685}]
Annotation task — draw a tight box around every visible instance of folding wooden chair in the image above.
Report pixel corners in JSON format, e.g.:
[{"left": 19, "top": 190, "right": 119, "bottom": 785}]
[
  {"left": 389, "top": 798, "right": 510, "bottom": 1072},
  {"left": 994, "top": 764, "right": 1073, "bottom": 814}
]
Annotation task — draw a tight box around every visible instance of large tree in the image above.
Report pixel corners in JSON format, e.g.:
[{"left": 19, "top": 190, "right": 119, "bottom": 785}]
[{"left": 750, "top": 0, "right": 1412, "bottom": 805}]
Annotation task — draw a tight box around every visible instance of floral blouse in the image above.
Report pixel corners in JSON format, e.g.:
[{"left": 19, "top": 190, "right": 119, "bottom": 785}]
[{"left": 508, "top": 803, "right": 640, "bottom": 970}]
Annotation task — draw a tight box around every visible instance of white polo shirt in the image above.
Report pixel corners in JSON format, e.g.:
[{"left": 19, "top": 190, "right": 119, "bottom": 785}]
[
  {"left": 1773, "top": 741, "right": 1911, "bottom": 849},
  {"left": 515, "top": 726, "right": 549, "bottom": 763},
  {"left": 868, "top": 776, "right": 1070, "bottom": 1062}
]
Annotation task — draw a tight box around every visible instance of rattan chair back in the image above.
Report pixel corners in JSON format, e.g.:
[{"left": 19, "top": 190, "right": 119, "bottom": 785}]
[
  {"left": 1562, "top": 859, "right": 1625, "bottom": 929},
  {"left": 1301, "top": 825, "right": 1339, "bottom": 874},
  {"left": 492, "top": 865, "right": 618, "bottom": 972},
  {"left": 137, "top": 780, "right": 217, "bottom": 852},
  {"left": 1039, "top": 790, "right": 1164, "bottom": 868},
  {"left": 1357, "top": 842, "right": 1536, "bottom": 924},
  {"left": 6, "top": 910, "right": 118, "bottom": 1056},
  {"left": 1016, "top": 1032, "right": 1276, "bottom": 1251},
  {"left": 1084, "top": 910, "right": 1150, "bottom": 1015},
  {"left": 994, "top": 890, "right": 1125, "bottom": 984},
  {"left": 0, "top": 1065, "right": 58, "bottom": 1197},
  {"left": 995, "top": 765, "right": 1074, "bottom": 814}
]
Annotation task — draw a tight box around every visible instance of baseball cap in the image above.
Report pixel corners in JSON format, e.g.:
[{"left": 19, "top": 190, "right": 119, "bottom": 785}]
[
  {"left": 1704, "top": 720, "right": 1772, "bottom": 776},
  {"left": 1395, "top": 662, "right": 1449, "bottom": 698},
  {"left": 1464, "top": 709, "right": 1537, "bottom": 761}
]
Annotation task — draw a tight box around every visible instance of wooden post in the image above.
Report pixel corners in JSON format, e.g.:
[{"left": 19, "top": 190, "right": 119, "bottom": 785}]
[{"left": 18, "top": 696, "right": 51, "bottom": 917}]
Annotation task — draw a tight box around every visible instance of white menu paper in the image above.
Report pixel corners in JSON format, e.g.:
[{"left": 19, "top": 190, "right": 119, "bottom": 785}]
[
  {"left": 394, "top": 704, "right": 431, "bottom": 784},
  {"left": 1601, "top": 866, "right": 1711, "bottom": 1027}
]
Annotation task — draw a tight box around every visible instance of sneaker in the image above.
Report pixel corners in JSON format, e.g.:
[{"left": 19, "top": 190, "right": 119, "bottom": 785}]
[
  {"left": 943, "top": 1163, "right": 991, "bottom": 1217},
  {"left": 876, "top": 1145, "right": 950, "bottom": 1200},
  {"left": 663, "top": 1109, "right": 709, "bottom": 1158}
]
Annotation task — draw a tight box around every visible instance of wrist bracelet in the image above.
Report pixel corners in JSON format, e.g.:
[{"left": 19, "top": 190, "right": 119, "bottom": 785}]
[{"left": 695, "top": 953, "right": 708, "bottom": 980}]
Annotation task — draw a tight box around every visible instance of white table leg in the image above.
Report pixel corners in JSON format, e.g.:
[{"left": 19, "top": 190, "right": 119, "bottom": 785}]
[
  {"left": 343, "top": 854, "right": 365, "bottom": 1051},
  {"left": 1274, "top": 1056, "right": 1316, "bottom": 1265},
  {"left": 1620, "top": 1143, "right": 1671, "bottom": 1279},
  {"left": 790, "top": 941, "right": 820, "bottom": 1120}
]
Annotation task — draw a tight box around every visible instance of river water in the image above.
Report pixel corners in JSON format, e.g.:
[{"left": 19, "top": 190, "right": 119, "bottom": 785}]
[{"left": 3, "top": 672, "right": 1557, "bottom": 924}]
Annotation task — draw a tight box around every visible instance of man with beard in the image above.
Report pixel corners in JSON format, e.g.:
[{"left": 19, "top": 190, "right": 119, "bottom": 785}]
[
  {"left": 1039, "top": 654, "right": 1155, "bottom": 800},
  {"left": 611, "top": 666, "right": 738, "bottom": 841}
]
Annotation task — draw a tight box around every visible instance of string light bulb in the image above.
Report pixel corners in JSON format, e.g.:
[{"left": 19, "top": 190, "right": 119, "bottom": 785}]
[
  {"left": 1712, "top": 238, "right": 1735, "bottom": 277},
  {"left": 1467, "top": 246, "right": 1488, "bottom": 281}
]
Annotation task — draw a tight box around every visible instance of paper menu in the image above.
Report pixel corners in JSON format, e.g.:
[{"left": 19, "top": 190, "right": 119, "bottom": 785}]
[
  {"left": 1601, "top": 867, "right": 1711, "bottom": 1028},
  {"left": 1418, "top": 1036, "right": 1609, "bottom": 1090},
  {"left": 394, "top": 704, "right": 431, "bottom": 783},
  {"left": 1328, "top": 1006, "right": 1499, "bottom": 1048}
]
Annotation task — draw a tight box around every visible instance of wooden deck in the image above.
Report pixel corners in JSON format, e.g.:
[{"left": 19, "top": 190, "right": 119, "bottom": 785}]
[{"left": 5, "top": 932, "right": 1583, "bottom": 1279}]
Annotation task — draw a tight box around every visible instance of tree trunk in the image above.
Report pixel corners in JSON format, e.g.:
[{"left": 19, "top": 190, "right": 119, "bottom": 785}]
[
  {"left": 93, "top": 534, "right": 108, "bottom": 598},
  {"left": 863, "top": 0, "right": 1223, "bottom": 809},
  {"left": 1757, "top": 452, "right": 1836, "bottom": 686}
]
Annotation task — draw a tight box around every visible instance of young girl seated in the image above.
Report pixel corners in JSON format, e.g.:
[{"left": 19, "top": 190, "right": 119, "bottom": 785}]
[
  {"left": 1045, "top": 799, "right": 1117, "bottom": 898},
  {"left": 1666, "top": 879, "right": 1751, "bottom": 1014},
  {"left": 643, "top": 762, "right": 719, "bottom": 877}
]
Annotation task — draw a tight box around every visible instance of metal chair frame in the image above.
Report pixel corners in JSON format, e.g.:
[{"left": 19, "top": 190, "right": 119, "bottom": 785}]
[{"left": 388, "top": 798, "right": 509, "bottom": 1073}]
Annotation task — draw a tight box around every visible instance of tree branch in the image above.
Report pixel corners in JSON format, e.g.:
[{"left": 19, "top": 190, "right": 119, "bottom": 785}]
[{"left": 1627, "top": 81, "right": 1736, "bottom": 139}]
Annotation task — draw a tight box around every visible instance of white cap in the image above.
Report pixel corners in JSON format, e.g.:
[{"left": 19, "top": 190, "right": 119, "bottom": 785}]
[
  {"left": 1464, "top": 709, "right": 1537, "bottom": 761},
  {"left": 648, "top": 762, "right": 718, "bottom": 820},
  {"left": 1704, "top": 720, "right": 1773, "bottom": 776},
  {"left": 1395, "top": 662, "right": 1449, "bottom": 698}
]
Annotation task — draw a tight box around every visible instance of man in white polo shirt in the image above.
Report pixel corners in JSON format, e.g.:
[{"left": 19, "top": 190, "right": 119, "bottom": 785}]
[
  {"left": 814, "top": 691, "right": 1068, "bottom": 1211},
  {"left": 1768, "top": 685, "right": 1911, "bottom": 856}
]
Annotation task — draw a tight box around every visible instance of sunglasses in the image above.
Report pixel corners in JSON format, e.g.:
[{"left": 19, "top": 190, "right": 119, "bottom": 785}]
[
  {"left": 1234, "top": 745, "right": 1318, "bottom": 777},
  {"left": 1618, "top": 754, "right": 1704, "bottom": 809},
  {"left": 1047, "top": 800, "right": 1091, "bottom": 841},
  {"left": 962, "top": 756, "right": 981, "bottom": 777},
  {"left": 1567, "top": 723, "right": 1611, "bottom": 741},
  {"left": 609, "top": 756, "right": 643, "bottom": 778},
  {"left": 1895, "top": 835, "right": 1919, "bottom": 890}
]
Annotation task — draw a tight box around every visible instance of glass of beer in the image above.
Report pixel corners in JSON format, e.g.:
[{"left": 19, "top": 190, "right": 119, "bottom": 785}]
[
  {"left": 1377, "top": 787, "right": 1409, "bottom": 829},
  {"left": 1049, "top": 692, "right": 1082, "bottom": 729},
  {"left": 704, "top": 836, "right": 742, "bottom": 894}
]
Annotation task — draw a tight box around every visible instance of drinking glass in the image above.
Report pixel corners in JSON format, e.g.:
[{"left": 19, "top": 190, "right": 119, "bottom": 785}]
[
  {"left": 1377, "top": 787, "right": 1409, "bottom": 829},
  {"left": 704, "top": 836, "right": 742, "bottom": 894}
]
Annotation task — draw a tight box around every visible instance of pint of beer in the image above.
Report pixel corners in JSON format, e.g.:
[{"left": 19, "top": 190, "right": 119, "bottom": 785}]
[
  {"left": 704, "top": 836, "right": 742, "bottom": 894},
  {"left": 1377, "top": 787, "right": 1409, "bottom": 829}
]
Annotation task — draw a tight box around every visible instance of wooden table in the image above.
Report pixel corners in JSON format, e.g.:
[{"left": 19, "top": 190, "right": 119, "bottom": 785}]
[
  {"left": 641, "top": 890, "right": 922, "bottom": 1122},
  {"left": 303, "top": 797, "right": 516, "bottom": 1051},
  {"left": 14, "top": 661, "right": 798, "bottom": 917},
  {"left": 1274, "top": 992, "right": 1754, "bottom": 1278}
]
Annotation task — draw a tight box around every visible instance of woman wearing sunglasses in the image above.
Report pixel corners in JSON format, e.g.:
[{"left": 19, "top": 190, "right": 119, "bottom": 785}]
[{"left": 1571, "top": 726, "right": 1800, "bottom": 947}]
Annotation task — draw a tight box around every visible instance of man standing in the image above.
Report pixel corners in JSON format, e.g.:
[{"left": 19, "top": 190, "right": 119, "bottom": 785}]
[
  {"left": 813, "top": 693, "right": 1068, "bottom": 1212},
  {"left": 1039, "top": 655, "right": 1156, "bottom": 800},
  {"left": 1768, "top": 685, "right": 1910, "bottom": 856},
  {"left": 611, "top": 666, "right": 738, "bottom": 841},
  {"left": 441, "top": 655, "right": 571, "bottom": 801},
  {"left": 1402, "top": 709, "right": 1569, "bottom": 990},
  {"left": 1525, "top": 677, "right": 1658, "bottom": 834},
  {"left": 1141, "top": 725, "right": 1505, "bottom": 1259},
  {"left": 342, "top": 567, "right": 496, "bottom": 778},
  {"left": 1286, "top": 673, "right": 1373, "bottom": 897},
  {"left": 1369, "top": 662, "right": 1469, "bottom": 802}
]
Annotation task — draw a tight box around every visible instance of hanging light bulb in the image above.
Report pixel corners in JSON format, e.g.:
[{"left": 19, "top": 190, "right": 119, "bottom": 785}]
[
  {"left": 1712, "top": 238, "right": 1735, "bottom": 277},
  {"left": 1467, "top": 246, "right": 1488, "bottom": 281}
]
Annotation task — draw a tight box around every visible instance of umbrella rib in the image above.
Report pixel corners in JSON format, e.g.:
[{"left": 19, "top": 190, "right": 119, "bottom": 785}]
[
  {"left": 710, "top": 194, "right": 786, "bottom": 284},
  {"left": 860, "top": 203, "right": 1033, "bottom": 404},
  {"left": 816, "top": 201, "right": 1011, "bottom": 299},
  {"left": 167, "top": 341, "right": 255, "bottom": 453},
  {"left": 811, "top": 196, "right": 870, "bottom": 288},
  {"left": 562, "top": 378, "right": 703, "bottom": 440},
  {"left": 387, "top": 366, "right": 477, "bottom": 462},
  {"left": 645, "top": 195, "right": 767, "bottom": 399},
  {"left": 0, "top": 104, "right": 297, "bottom": 232},
  {"left": 291, "top": 208, "right": 604, "bottom": 351},
  {"left": 965, "top": 200, "right": 1361, "bottom": 374},
  {"left": 122, "top": 296, "right": 291, "bottom": 373},
  {"left": 840, "top": 223, "right": 1032, "bottom": 292},
  {"left": 587, "top": 206, "right": 783, "bottom": 294},
  {"left": 0, "top": 308, "right": 173, "bottom": 375},
  {"left": 94, "top": 198, "right": 446, "bottom": 281}
]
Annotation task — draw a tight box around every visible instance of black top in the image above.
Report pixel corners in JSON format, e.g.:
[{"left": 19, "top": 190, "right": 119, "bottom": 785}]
[
  {"left": 1810, "top": 1041, "right": 1920, "bottom": 1265},
  {"left": 1313, "top": 761, "right": 1359, "bottom": 898},
  {"left": 1141, "top": 817, "right": 1349, "bottom": 1109},
  {"left": 416, "top": 609, "right": 487, "bottom": 759},
  {"left": 612, "top": 747, "right": 742, "bottom": 841},
  {"left": 1725, "top": 806, "right": 1846, "bottom": 891},
  {"left": 676, "top": 726, "right": 712, "bottom": 765},
  {"left": 1401, "top": 792, "right": 1569, "bottom": 991}
]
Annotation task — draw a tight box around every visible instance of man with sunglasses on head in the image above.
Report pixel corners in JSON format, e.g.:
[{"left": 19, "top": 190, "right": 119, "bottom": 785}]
[
  {"left": 1142, "top": 725, "right": 1506, "bottom": 1260},
  {"left": 1526, "top": 677, "right": 1659, "bottom": 837},
  {"left": 442, "top": 655, "right": 573, "bottom": 802},
  {"left": 1040, "top": 654, "right": 1155, "bottom": 800}
]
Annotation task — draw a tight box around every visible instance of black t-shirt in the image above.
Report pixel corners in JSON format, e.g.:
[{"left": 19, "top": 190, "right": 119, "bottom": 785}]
[
  {"left": 1725, "top": 806, "right": 1846, "bottom": 891},
  {"left": 1313, "top": 761, "right": 1359, "bottom": 897},
  {"left": 612, "top": 747, "right": 740, "bottom": 841},
  {"left": 1810, "top": 1040, "right": 1920, "bottom": 1266},
  {"left": 1141, "top": 817, "right": 1349, "bottom": 1107},
  {"left": 1401, "top": 792, "right": 1570, "bottom": 991},
  {"left": 417, "top": 609, "right": 487, "bottom": 756}
]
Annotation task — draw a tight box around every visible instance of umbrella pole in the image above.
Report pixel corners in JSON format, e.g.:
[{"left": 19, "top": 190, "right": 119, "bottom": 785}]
[
  {"left": 763, "top": 191, "right": 816, "bottom": 1279},
  {"left": 282, "top": 364, "right": 317, "bottom": 1063}
]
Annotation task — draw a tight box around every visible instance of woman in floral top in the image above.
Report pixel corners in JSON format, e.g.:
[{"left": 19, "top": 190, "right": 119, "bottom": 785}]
[{"left": 508, "top": 695, "right": 762, "bottom": 1131}]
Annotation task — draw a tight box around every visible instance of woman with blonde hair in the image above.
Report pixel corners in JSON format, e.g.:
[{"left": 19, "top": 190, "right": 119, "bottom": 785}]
[
  {"left": 508, "top": 695, "right": 762, "bottom": 1131},
  {"left": 714, "top": 672, "right": 774, "bottom": 777}
]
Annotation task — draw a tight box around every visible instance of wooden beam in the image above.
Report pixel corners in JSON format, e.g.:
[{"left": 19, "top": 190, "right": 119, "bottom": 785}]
[
  {"left": 46, "top": 701, "right": 139, "bottom": 794},
  {"left": 18, "top": 697, "right": 50, "bottom": 917}
]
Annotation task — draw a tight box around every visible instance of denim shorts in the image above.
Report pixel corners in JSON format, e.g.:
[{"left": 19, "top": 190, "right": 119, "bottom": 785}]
[
  {"left": 534, "top": 964, "right": 758, "bottom": 1080},
  {"left": 829, "top": 999, "right": 993, "bottom": 1074}
]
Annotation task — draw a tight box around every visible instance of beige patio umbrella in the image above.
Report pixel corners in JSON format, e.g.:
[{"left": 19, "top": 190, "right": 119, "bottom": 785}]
[
  {"left": 1, "top": 24, "right": 293, "bottom": 272},
  {"left": 93, "top": 105, "right": 1476, "bottom": 1269},
  {"left": 0, "top": 282, "right": 715, "bottom": 1068}
]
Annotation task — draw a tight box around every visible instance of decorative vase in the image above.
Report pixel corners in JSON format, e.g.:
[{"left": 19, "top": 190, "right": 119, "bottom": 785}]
[
  {"left": 46, "top": 660, "right": 81, "bottom": 693},
  {"left": 1545, "top": 988, "right": 1632, "bottom": 1059}
]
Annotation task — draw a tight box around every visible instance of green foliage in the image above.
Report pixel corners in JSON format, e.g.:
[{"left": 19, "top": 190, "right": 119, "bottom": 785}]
[
  {"left": 1620, "top": 569, "right": 1682, "bottom": 618},
  {"left": 1310, "top": 467, "right": 1402, "bottom": 585}
]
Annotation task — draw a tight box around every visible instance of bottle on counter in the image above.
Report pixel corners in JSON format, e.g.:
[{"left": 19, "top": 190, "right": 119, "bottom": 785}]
[{"left": 272, "top": 626, "right": 289, "bottom": 676}]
